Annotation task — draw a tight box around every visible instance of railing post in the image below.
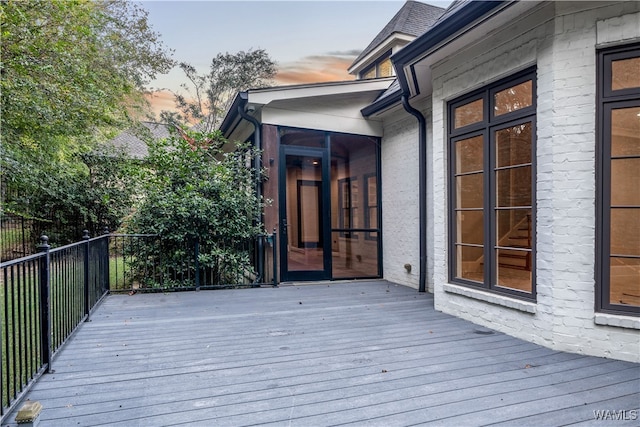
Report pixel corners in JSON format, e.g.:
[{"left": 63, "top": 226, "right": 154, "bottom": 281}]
[
  {"left": 83, "top": 230, "right": 91, "bottom": 321},
  {"left": 272, "top": 227, "right": 278, "bottom": 287},
  {"left": 37, "top": 235, "right": 52, "bottom": 373},
  {"left": 194, "top": 237, "right": 200, "bottom": 291},
  {"left": 103, "top": 227, "right": 110, "bottom": 292}
]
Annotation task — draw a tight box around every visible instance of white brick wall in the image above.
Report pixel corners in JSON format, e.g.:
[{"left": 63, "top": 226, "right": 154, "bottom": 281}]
[
  {"left": 418, "top": 2, "right": 640, "bottom": 362},
  {"left": 381, "top": 108, "right": 421, "bottom": 288}
]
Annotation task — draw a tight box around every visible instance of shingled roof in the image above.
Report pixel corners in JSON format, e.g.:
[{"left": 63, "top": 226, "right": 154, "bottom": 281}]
[
  {"left": 350, "top": 1, "right": 445, "bottom": 68},
  {"left": 108, "top": 122, "right": 171, "bottom": 159}
]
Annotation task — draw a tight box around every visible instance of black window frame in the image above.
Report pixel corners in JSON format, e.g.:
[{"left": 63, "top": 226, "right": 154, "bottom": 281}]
[
  {"left": 360, "top": 50, "right": 393, "bottom": 79},
  {"left": 448, "top": 67, "right": 537, "bottom": 300},
  {"left": 596, "top": 43, "right": 640, "bottom": 316}
]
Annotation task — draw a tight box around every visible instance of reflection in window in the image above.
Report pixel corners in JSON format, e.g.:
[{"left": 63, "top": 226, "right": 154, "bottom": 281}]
[
  {"left": 454, "top": 98, "right": 483, "bottom": 129},
  {"left": 598, "top": 44, "right": 640, "bottom": 314},
  {"left": 364, "top": 174, "right": 378, "bottom": 240},
  {"left": 612, "top": 57, "right": 640, "bottom": 90},
  {"left": 494, "top": 80, "right": 533, "bottom": 116},
  {"left": 338, "top": 177, "right": 357, "bottom": 238}
]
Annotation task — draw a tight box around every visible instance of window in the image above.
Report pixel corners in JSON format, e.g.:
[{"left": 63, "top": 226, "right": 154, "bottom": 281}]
[
  {"left": 338, "top": 177, "right": 357, "bottom": 237},
  {"left": 360, "top": 51, "right": 394, "bottom": 79},
  {"left": 448, "top": 68, "right": 536, "bottom": 299},
  {"left": 597, "top": 44, "right": 640, "bottom": 315},
  {"left": 364, "top": 173, "right": 378, "bottom": 240}
]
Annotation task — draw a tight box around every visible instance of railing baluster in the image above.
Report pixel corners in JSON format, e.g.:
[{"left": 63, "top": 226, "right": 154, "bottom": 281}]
[
  {"left": 38, "top": 236, "right": 52, "bottom": 374},
  {"left": 83, "top": 231, "right": 90, "bottom": 321}
]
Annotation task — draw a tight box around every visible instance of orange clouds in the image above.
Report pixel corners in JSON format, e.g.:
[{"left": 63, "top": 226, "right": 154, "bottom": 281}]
[
  {"left": 145, "top": 54, "right": 359, "bottom": 121},
  {"left": 144, "top": 90, "right": 176, "bottom": 120},
  {"left": 275, "top": 55, "right": 357, "bottom": 85}
]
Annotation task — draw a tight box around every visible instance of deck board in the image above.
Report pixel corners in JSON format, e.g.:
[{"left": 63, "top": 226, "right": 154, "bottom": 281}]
[{"left": 3, "top": 280, "right": 638, "bottom": 427}]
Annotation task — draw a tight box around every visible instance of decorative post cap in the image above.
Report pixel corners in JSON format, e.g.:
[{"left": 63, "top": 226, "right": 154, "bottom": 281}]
[
  {"left": 38, "top": 235, "right": 49, "bottom": 246},
  {"left": 82, "top": 230, "right": 90, "bottom": 240},
  {"left": 15, "top": 400, "right": 42, "bottom": 423},
  {"left": 103, "top": 226, "right": 109, "bottom": 235}
]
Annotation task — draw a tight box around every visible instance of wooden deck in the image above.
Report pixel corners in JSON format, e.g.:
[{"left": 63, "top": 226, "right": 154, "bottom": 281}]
[{"left": 4, "top": 280, "right": 639, "bottom": 426}]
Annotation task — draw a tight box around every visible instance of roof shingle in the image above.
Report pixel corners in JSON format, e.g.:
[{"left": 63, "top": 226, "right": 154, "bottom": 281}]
[{"left": 351, "top": 1, "right": 445, "bottom": 68}]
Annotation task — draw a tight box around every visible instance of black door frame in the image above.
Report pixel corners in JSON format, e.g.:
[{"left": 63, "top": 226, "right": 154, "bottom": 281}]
[{"left": 279, "top": 145, "right": 332, "bottom": 281}]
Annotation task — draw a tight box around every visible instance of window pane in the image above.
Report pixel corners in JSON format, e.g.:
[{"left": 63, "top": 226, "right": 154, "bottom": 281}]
[
  {"left": 368, "top": 208, "right": 377, "bottom": 228},
  {"left": 456, "top": 135, "right": 484, "bottom": 173},
  {"left": 611, "top": 107, "right": 640, "bottom": 156},
  {"left": 496, "top": 123, "right": 532, "bottom": 167},
  {"left": 456, "top": 211, "right": 484, "bottom": 245},
  {"left": 362, "top": 67, "right": 376, "bottom": 79},
  {"left": 610, "top": 208, "right": 640, "bottom": 256},
  {"left": 455, "top": 245, "right": 484, "bottom": 282},
  {"left": 610, "top": 257, "right": 640, "bottom": 307},
  {"left": 496, "top": 209, "right": 532, "bottom": 250},
  {"left": 456, "top": 173, "right": 484, "bottom": 208},
  {"left": 612, "top": 57, "right": 640, "bottom": 90},
  {"left": 496, "top": 166, "right": 532, "bottom": 207},
  {"left": 496, "top": 249, "right": 532, "bottom": 292},
  {"left": 378, "top": 57, "right": 393, "bottom": 77},
  {"left": 454, "top": 98, "right": 483, "bottom": 129},
  {"left": 611, "top": 158, "right": 640, "bottom": 206},
  {"left": 494, "top": 80, "right": 533, "bottom": 116},
  {"left": 332, "top": 231, "right": 378, "bottom": 278}
]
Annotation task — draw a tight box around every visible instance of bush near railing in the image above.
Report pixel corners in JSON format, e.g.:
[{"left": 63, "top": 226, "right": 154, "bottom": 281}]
[
  {"left": 0, "top": 230, "right": 277, "bottom": 422},
  {"left": 109, "top": 233, "right": 276, "bottom": 292}
]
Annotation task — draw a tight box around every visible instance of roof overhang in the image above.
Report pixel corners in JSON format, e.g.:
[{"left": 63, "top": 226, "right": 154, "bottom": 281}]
[
  {"left": 362, "top": 0, "right": 544, "bottom": 117},
  {"left": 393, "top": 1, "right": 542, "bottom": 100},
  {"left": 221, "top": 78, "right": 394, "bottom": 141}
]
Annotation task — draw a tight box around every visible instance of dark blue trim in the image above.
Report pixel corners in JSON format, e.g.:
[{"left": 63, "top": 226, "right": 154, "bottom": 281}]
[
  {"left": 361, "top": 87, "right": 402, "bottom": 117},
  {"left": 392, "top": 1, "right": 508, "bottom": 75}
]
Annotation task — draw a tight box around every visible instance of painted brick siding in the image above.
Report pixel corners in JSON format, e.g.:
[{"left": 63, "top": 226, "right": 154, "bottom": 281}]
[
  {"left": 427, "top": 2, "right": 640, "bottom": 362},
  {"left": 381, "top": 109, "right": 421, "bottom": 288}
]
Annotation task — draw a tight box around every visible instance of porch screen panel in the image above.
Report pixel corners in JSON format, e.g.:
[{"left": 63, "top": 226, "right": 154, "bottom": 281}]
[{"left": 330, "top": 134, "right": 380, "bottom": 278}]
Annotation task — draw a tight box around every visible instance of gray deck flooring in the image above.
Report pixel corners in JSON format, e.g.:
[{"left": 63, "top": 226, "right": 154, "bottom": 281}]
[{"left": 4, "top": 280, "right": 639, "bottom": 427}]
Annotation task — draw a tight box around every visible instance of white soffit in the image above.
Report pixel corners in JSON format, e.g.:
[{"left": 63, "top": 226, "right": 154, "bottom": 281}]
[{"left": 247, "top": 78, "right": 394, "bottom": 106}]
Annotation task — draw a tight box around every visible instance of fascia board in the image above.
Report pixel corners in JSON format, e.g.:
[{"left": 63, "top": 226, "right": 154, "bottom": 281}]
[
  {"left": 407, "top": 1, "right": 542, "bottom": 98},
  {"left": 247, "top": 78, "right": 395, "bottom": 105},
  {"left": 393, "top": 1, "right": 511, "bottom": 97}
]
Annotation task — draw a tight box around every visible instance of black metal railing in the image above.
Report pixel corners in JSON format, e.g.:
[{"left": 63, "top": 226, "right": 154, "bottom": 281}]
[
  {"left": 0, "top": 229, "right": 278, "bottom": 422},
  {"left": 0, "top": 233, "right": 110, "bottom": 422},
  {"left": 108, "top": 232, "right": 278, "bottom": 292}
]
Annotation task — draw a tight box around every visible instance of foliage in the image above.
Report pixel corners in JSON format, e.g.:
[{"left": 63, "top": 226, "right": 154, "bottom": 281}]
[
  {"left": 126, "top": 129, "right": 262, "bottom": 286},
  {"left": 1, "top": 144, "right": 142, "bottom": 245},
  {"left": 162, "top": 49, "right": 276, "bottom": 131},
  {"left": 0, "top": 0, "right": 173, "bottom": 242}
]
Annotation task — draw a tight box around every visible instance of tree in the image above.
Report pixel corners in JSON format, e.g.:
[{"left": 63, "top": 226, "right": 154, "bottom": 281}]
[
  {"left": 164, "top": 49, "right": 276, "bottom": 131},
  {"left": 1, "top": 0, "right": 173, "bottom": 239},
  {"left": 126, "top": 129, "right": 262, "bottom": 287}
]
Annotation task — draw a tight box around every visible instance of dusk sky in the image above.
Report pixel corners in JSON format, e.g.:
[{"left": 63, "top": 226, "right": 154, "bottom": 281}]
[{"left": 142, "top": 0, "right": 451, "bottom": 116}]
